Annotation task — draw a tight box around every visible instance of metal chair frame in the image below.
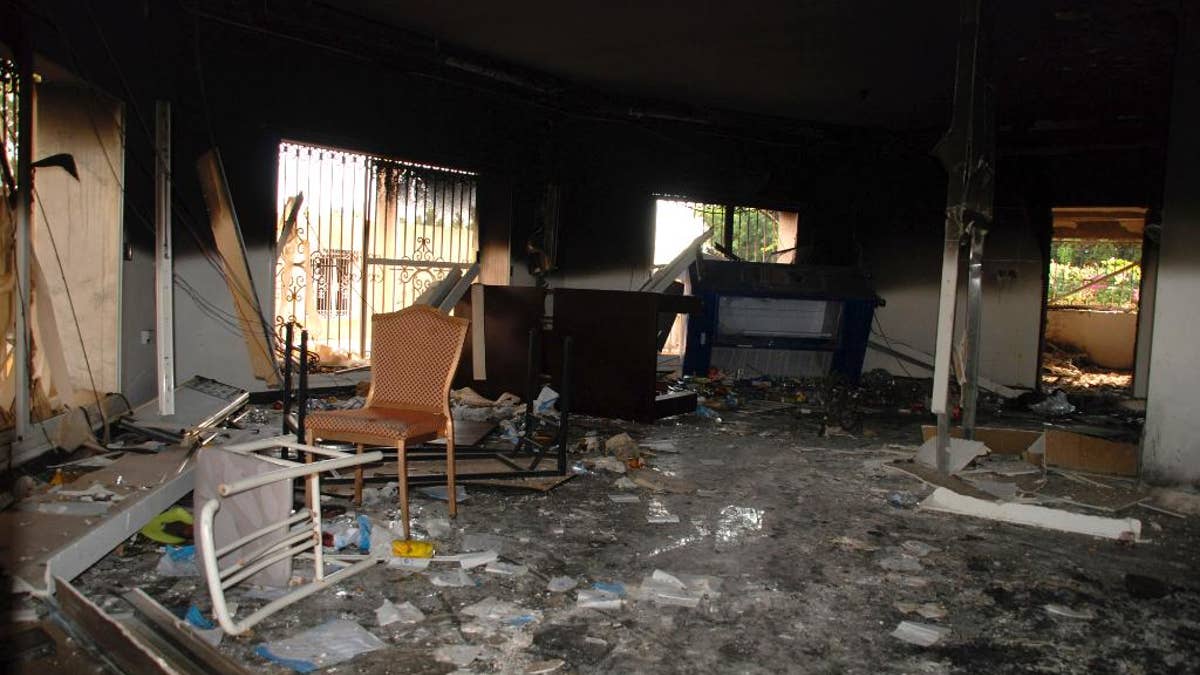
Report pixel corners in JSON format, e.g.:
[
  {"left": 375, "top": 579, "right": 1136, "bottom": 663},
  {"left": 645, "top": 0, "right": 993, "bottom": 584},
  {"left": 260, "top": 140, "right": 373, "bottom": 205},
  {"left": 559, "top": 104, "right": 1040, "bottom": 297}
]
[{"left": 196, "top": 435, "right": 382, "bottom": 636}]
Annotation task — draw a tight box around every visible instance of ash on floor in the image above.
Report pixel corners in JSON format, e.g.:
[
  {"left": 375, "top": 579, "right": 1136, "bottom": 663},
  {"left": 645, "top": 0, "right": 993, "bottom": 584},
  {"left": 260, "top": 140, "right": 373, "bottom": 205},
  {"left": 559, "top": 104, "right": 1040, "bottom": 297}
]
[{"left": 72, "top": 409, "right": 1200, "bottom": 674}]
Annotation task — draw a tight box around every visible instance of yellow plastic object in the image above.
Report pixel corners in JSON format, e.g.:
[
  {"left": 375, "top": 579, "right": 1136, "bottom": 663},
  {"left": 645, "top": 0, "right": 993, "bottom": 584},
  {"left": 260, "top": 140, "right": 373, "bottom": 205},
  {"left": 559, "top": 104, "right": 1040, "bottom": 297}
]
[
  {"left": 391, "top": 539, "right": 435, "bottom": 558},
  {"left": 140, "top": 506, "right": 195, "bottom": 545},
  {"left": 50, "top": 469, "right": 65, "bottom": 486}
]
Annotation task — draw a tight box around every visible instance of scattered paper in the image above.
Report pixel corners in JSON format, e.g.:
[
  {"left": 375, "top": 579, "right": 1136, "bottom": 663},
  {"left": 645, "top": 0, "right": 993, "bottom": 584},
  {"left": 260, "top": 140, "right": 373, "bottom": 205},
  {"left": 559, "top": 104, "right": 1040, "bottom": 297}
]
[
  {"left": 608, "top": 493, "right": 640, "bottom": 503},
  {"left": 255, "top": 620, "right": 384, "bottom": 671},
  {"left": 434, "top": 644, "right": 484, "bottom": 667},
  {"left": 547, "top": 576, "right": 577, "bottom": 593},
  {"left": 577, "top": 582, "right": 625, "bottom": 610},
  {"left": 418, "top": 485, "right": 469, "bottom": 502},
  {"left": 637, "top": 569, "right": 722, "bottom": 608},
  {"left": 900, "top": 540, "right": 937, "bottom": 557},
  {"left": 484, "top": 561, "right": 529, "bottom": 576},
  {"left": 891, "top": 621, "right": 950, "bottom": 647},
  {"left": 376, "top": 599, "right": 425, "bottom": 626},
  {"left": 1044, "top": 604, "right": 1095, "bottom": 620},
  {"left": 429, "top": 568, "right": 475, "bottom": 587}
]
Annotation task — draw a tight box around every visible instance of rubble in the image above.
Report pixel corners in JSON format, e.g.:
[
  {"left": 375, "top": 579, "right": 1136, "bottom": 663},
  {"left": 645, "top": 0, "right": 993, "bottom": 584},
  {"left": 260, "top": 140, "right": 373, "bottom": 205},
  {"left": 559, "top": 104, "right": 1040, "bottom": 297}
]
[{"left": 48, "top": 393, "right": 1200, "bottom": 673}]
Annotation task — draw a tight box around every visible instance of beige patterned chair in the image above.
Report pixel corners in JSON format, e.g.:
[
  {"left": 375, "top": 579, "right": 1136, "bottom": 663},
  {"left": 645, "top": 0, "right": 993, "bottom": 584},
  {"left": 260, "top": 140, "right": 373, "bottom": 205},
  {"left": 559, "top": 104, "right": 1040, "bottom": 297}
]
[{"left": 306, "top": 304, "right": 469, "bottom": 538}]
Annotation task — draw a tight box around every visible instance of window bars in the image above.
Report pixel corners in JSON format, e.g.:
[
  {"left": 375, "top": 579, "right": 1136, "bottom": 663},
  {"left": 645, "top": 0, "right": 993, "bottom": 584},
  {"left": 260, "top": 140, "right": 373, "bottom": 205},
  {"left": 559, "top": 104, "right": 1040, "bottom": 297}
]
[{"left": 275, "top": 142, "right": 478, "bottom": 360}]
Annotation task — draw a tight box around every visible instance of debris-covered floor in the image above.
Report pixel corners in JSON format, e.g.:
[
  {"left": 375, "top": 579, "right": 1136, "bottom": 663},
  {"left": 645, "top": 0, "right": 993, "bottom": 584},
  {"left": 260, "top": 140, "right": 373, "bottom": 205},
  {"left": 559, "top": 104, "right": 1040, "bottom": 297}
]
[{"left": 59, "top": 404, "right": 1200, "bottom": 674}]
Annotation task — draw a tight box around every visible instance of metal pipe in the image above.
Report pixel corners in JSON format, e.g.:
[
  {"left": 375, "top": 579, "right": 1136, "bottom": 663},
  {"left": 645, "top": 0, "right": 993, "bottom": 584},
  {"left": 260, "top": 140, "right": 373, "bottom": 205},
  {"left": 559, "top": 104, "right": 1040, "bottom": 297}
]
[
  {"left": 216, "top": 450, "right": 382, "bottom": 496},
  {"left": 13, "top": 29, "right": 33, "bottom": 445},
  {"left": 931, "top": 234, "right": 961, "bottom": 474},
  {"left": 215, "top": 509, "right": 310, "bottom": 558},
  {"left": 297, "top": 329, "right": 308, "bottom": 443},
  {"left": 220, "top": 536, "right": 314, "bottom": 589},
  {"left": 154, "top": 101, "right": 175, "bottom": 416},
  {"left": 282, "top": 321, "right": 294, "bottom": 439},
  {"left": 962, "top": 225, "right": 987, "bottom": 438}
]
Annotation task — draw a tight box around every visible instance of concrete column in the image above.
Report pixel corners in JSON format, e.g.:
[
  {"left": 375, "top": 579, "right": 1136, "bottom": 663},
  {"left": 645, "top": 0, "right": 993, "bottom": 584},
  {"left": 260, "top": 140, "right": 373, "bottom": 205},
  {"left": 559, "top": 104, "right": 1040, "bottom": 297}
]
[{"left": 1142, "top": 7, "right": 1200, "bottom": 483}]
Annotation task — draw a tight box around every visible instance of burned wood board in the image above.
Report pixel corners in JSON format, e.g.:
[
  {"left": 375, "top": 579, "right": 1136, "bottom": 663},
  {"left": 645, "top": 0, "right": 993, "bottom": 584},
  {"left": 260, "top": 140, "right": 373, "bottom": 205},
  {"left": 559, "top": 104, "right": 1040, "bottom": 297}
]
[
  {"left": 921, "top": 425, "right": 1041, "bottom": 455},
  {"left": 196, "top": 150, "right": 279, "bottom": 386},
  {"left": 1028, "top": 430, "right": 1138, "bottom": 477}
]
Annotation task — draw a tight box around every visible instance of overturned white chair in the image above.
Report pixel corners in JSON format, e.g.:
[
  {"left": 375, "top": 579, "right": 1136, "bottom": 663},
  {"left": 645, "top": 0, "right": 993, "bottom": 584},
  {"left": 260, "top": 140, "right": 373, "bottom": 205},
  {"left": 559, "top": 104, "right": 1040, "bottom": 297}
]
[{"left": 196, "top": 435, "right": 382, "bottom": 635}]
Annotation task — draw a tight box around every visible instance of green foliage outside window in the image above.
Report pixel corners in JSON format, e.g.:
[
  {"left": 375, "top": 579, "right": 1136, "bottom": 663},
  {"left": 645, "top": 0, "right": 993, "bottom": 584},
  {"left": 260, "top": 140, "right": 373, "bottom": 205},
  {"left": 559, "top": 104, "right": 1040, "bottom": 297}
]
[
  {"left": 692, "top": 205, "right": 782, "bottom": 262},
  {"left": 1048, "top": 240, "right": 1141, "bottom": 310}
]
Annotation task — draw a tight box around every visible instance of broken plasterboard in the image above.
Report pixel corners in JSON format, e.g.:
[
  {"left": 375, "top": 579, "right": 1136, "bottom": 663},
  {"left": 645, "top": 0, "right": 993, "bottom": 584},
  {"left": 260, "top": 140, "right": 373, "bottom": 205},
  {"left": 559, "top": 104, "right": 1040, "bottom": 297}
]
[
  {"left": 1026, "top": 430, "right": 1138, "bottom": 477},
  {"left": 916, "top": 436, "right": 988, "bottom": 474},
  {"left": 920, "top": 486, "right": 1141, "bottom": 541},
  {"left": 0, "top": 448, "right": 196, "bottom": 594}
]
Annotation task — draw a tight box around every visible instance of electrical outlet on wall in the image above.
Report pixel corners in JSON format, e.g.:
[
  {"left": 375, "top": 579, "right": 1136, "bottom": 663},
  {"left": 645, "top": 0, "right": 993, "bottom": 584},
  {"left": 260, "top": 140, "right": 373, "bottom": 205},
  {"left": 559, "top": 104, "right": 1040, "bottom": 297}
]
[{"left": 140, "top": 329, "right": 153, "bottom": 345}]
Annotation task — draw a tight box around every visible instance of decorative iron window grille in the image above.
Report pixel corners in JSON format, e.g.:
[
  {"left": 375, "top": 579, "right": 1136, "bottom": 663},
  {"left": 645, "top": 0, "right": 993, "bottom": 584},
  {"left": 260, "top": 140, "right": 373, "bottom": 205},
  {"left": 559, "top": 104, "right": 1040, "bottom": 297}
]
[
  {"left": 275, "top": 142, "right": 478, "bottom": 360},
  {"left": 654, "top": 197, "right": 792, "bottom": 264},
  {"left": 311, "top": 249, "right": 358, "bottom": 318}
]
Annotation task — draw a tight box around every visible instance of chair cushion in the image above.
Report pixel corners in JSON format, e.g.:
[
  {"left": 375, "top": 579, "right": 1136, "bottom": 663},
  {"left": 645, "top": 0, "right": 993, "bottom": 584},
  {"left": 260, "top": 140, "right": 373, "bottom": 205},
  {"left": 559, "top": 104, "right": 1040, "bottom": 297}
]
[{"left": 307, "top": 407, "right": 445, "bottom": 442}]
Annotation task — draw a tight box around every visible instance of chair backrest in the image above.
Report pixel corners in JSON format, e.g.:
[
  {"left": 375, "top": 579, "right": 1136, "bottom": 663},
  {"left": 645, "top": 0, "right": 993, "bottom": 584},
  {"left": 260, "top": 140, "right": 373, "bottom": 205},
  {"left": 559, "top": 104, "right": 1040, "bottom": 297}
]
[{"left": 368, "top": 304, "right": 469, "bottom": 414}]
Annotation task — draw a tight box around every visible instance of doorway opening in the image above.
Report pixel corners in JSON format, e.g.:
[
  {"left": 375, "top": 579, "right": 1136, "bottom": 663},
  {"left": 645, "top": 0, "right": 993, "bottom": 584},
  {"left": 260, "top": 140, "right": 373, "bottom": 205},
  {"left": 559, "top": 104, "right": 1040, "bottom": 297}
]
[{"left": 1041, "top": 207, "right": 1145, "bottom": 395}]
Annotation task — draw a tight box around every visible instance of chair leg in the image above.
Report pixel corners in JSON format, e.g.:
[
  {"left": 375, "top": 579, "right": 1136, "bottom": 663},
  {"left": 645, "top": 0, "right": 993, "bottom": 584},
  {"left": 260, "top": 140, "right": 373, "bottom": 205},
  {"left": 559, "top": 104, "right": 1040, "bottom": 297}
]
[
  {"left": 446, "top": 427, "right": 458, "bottom": 519},
  {"left": 353, "top": 444, "right": 364, "bottom": 506},
  {"left": 304, "top": 431, "right": 316, "bottom": 509},
  {"left": 397, "top": 440, "right": 411, "bottom": 540}
]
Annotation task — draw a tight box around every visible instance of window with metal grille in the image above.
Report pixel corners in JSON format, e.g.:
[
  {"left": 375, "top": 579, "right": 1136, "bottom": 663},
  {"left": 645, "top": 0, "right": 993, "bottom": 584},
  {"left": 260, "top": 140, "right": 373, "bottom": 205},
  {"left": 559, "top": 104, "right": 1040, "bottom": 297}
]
[
  {"left": 275, "top": 142, "right": 478, "bottom": 361},
  {"left": 311, "top": 249, "right": 357, "bottom": 317},
  {"left": 653, "top": 198, "right": 798, "bottom": 265}
]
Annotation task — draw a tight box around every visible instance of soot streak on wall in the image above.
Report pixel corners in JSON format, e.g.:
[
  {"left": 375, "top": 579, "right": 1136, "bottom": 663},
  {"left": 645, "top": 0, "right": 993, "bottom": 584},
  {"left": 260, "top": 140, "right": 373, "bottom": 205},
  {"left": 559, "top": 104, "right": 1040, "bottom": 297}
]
[{"left": 20, "top": 1, "right": 1169, "bottom": 402}]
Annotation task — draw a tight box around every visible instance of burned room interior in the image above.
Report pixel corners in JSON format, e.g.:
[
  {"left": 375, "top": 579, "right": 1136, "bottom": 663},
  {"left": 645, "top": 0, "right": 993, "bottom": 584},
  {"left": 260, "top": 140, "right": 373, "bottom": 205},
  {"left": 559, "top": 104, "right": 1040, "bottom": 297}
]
[{"left": 1, "top": 0, "right": 1199, "bottom": 672}]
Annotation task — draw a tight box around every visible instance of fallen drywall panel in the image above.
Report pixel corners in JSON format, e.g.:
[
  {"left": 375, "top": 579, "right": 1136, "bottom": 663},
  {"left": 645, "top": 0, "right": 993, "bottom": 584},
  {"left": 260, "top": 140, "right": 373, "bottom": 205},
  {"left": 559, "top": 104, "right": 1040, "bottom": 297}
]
[
  {"left": 920, "top": 425, "right": 1041, "bottom": 455},
  {"left": 0, "top": 448, "right": 195, "bottom": 593},
  {"left": 916, "top": 437, "right": 988, "bottom": 474},
  {"left": 196, "top": 150, "right": 280, "bottom": 387},
  {"left": 920, "top": 486, "right": 1141, "bottom": 541}
]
